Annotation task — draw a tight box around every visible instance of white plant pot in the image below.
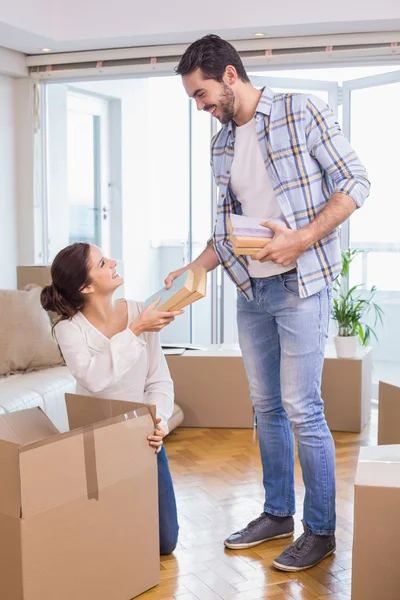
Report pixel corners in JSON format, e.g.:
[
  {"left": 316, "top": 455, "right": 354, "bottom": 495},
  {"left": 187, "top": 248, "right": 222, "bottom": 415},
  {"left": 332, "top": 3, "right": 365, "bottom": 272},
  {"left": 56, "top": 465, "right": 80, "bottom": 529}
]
[{"left": 334, "top": 335, "right": 359, "bottom": 358}]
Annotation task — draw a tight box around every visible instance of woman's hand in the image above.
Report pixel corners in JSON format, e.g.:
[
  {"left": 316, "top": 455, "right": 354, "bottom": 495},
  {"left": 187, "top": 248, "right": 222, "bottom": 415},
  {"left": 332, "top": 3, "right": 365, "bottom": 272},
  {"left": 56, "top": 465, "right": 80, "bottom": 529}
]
[
  {"left": 147, "top": 417, "right": 166, "bottom": 454},
  {"left": 130, "top": 299, "right": 183, "bottom": 336}
]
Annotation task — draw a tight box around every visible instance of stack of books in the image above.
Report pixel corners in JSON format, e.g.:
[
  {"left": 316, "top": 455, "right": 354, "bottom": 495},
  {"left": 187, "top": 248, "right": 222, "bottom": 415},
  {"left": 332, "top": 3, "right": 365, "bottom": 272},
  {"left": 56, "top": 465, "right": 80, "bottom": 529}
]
[
  {"left": 144, "top": 267, "right": 207, "bottom": 312},
  {"left": 228, "top": 214, "right": 284, "bottom": 257}
]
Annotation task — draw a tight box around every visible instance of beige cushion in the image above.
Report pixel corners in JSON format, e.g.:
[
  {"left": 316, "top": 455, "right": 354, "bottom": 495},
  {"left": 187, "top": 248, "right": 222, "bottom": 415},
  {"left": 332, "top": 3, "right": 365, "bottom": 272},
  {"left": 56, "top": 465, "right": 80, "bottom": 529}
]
[
  {"left": 24, "top": 283, "right": 60, "bottom": 327},
  {"left": 0, "top": 287, "right": 64, "bottom": 376}
]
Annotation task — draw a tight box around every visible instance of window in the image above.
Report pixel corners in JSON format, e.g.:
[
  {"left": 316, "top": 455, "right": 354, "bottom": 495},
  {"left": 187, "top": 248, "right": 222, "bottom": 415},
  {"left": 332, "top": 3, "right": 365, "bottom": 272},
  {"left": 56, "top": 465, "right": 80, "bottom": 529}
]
[
  {"left": 38, "top": 65, "right": 400, "bottom": 376},
  {"left": 343, "top": 76, "right": 400, "bottom": 292},
  {"left": 42, "top": 76, "right": 215, "bottom": 344}
]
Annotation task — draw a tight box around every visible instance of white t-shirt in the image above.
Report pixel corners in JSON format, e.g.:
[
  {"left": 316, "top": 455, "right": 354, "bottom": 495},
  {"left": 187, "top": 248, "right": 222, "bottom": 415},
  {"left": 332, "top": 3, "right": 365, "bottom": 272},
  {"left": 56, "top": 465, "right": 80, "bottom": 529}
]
[
  {"left": 54, "top": 300, "right": 174, "bottom": 433},
  {"left": 230, "top": 117, "right": 296, "bottom": 278}
]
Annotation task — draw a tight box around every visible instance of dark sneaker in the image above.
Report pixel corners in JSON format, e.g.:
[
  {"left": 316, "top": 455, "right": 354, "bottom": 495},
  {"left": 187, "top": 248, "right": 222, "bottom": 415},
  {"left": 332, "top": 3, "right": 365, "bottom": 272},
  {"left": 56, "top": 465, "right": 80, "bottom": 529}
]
[
  {"left": 224, "top": 513, "right": 294, "bottom": 550},
  {"left": 273, "top": 520, "right": 335, "bottom": 571}
]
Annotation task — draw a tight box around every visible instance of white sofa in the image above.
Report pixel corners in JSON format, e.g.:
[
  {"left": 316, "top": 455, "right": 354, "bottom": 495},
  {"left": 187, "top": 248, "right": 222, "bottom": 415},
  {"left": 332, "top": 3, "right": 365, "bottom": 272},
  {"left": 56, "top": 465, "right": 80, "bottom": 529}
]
[
  {"left": 0, "top": 271, "right": 184, "bottom": 433},
  {"left": 0, "top": 365, "right": 184, "bottom": 433},
  {"left": 0, "top": 365, "right": 75, "bottom": 431}
]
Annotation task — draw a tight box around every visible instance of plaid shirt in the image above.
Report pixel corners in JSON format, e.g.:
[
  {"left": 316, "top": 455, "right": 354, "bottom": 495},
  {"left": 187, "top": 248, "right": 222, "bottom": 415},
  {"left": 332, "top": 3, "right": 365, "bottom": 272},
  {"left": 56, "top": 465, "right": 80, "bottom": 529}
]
[{"left": 211, "top": 87, "right": 370, "bottom": 299}]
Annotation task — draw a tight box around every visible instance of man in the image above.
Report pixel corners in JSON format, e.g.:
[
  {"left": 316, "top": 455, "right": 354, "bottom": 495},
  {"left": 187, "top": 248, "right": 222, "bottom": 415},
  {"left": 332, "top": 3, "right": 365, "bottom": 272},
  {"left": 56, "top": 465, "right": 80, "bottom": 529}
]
[{"left": 165, "top": 34, "right": 369, "bottom": 571}]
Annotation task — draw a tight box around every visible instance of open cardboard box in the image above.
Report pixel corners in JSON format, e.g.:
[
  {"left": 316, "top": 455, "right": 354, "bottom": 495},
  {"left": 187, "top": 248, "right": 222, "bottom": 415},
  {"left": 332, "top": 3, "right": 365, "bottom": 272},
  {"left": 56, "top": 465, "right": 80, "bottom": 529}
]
[{"left": 0, "top": 394, "right": 160, "bottom": 600}]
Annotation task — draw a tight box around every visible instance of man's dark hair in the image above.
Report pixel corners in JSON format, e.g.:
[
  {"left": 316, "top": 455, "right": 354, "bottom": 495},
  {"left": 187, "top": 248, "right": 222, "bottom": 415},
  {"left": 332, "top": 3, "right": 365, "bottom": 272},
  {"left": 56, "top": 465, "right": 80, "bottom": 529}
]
[{"left": 175, "top": 34, "right": 250, "bottom": 83}]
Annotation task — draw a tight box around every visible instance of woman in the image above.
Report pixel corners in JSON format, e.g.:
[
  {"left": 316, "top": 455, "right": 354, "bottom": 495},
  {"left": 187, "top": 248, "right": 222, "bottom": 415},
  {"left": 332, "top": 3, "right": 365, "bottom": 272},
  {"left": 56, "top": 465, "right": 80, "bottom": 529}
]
[{"left": 41, "top": 242, "right": 181, "bottom": 555}]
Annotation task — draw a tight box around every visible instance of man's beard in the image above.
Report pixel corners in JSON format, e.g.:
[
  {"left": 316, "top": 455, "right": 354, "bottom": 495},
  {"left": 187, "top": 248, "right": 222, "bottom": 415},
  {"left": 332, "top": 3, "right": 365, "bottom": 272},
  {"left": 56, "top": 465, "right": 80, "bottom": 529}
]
[{"left": 218, "top": 83, "right": 235, "bottom": 124}]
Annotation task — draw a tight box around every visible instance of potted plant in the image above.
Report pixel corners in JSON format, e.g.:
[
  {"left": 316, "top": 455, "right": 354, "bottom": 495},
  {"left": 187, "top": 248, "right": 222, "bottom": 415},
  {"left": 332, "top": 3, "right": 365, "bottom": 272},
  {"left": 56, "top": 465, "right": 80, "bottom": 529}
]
[{"left": 332, "top": 249, "right": 384, "bottom": 358}]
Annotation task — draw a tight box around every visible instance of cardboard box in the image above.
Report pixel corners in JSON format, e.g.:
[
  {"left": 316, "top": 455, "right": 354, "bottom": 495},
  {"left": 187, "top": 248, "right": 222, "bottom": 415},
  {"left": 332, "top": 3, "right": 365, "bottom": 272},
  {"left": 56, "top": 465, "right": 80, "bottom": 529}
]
[
  {"left": 378, "top": 381, "right": 400, "bottom": 445},
  {"left": 0, "top": 395, "right": 160, "bottom": 600},
  {"left": 17, "top": 265, "right": 52, "bottom": 290},
  {"left": 166, "top": 347, "right": 254, "bottom": 428},
  {"left": 166, "top": 344, "right": 372, "bottom": 431},
  {"left": 352, "top": 445, "right": 400, "bottom": 600},
  {"left": 321, "top": 345, "right": 372, "bottom": 433}
]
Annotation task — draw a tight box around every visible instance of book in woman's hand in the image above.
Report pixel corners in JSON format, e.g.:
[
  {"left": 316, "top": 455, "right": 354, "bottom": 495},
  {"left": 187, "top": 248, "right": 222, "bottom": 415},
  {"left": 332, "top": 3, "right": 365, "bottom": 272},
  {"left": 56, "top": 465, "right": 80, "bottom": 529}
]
[{"left": 144, "top": 267, "right": 207, "bottom": 312}]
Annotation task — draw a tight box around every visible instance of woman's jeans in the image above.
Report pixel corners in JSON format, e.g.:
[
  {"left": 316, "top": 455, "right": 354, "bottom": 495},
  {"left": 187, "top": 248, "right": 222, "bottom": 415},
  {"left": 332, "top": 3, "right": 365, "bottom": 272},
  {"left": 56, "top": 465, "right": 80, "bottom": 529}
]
[{"left": 157, "top": 445, "right": 179, "bottom": 554}]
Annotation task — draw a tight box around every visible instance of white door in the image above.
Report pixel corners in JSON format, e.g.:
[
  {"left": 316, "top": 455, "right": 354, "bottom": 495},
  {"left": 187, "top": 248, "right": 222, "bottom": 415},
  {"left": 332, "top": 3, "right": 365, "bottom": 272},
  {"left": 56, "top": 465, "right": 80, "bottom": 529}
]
[{"left": 67, "top": 91, "right": 111, "bottom": 255}]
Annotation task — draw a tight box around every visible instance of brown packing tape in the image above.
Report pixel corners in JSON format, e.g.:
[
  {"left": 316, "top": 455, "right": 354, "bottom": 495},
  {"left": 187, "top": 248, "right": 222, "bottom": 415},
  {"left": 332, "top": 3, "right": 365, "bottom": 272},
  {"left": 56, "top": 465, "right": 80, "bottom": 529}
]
[
  {"left": 119, "top": 405, "right": 157, "bottom": 429},
  {"left": 83, "top": 426, "right": 99, "bottom": 501},
  {"left": 81, "top": 409, "right": 157, "bottom": 501},
  {"left": 82, "top": 409, "right": 156, "bottom": 502}
]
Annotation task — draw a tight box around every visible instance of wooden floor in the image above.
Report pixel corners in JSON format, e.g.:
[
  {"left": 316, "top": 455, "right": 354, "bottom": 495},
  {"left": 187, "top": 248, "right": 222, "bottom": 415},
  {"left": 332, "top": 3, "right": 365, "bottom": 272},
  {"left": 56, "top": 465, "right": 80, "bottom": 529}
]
[{"left": 140, "top": 408, "right": 377, "bottom": 600}]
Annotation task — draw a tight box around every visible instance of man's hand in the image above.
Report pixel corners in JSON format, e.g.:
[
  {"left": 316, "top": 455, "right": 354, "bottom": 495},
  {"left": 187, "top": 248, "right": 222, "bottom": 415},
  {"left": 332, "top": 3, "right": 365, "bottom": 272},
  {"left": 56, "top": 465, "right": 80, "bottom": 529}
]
[
  {"left": 254, "top": 221, "right": 308, "bottom": 265},
  {"left": 165, "top": 243, "right": 219, "bottom": 290},
  {"left": 164, "top": 266, "right": 190, "bottom": 290}
]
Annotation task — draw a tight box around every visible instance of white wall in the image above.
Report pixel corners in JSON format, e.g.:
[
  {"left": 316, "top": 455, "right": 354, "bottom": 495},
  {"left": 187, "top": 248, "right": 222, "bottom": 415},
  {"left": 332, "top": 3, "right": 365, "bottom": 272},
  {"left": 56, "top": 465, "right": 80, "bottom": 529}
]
[
  {"left": 14, "top": 78, "right": 38, "bottom": 267},
  {"left": 47, "top": 84, "right": 69, "bottom": 257},
  {"left": 0, "top": 75, "right": 17, "bottom": 288},
  {"left": 0, "top": 48, "right": 34, "bottom": 288}
]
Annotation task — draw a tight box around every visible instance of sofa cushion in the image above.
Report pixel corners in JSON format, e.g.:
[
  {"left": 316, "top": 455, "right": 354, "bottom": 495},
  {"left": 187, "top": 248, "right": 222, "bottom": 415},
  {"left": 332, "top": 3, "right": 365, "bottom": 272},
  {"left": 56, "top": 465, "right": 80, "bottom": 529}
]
[
  {"left": 0, "top": 366, "right": 75, "bottom": 432},
  {"left": 168, "top": 403, "right": 184, "bottom": 433},
  {"left": 0, "top": 287, "right": 64, "bottom": 376}
]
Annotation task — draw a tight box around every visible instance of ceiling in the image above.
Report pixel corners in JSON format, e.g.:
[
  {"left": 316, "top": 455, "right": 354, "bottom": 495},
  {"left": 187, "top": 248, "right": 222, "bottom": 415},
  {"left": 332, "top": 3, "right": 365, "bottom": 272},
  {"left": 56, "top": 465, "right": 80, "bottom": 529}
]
[{"left": 1, "top": 0, "right": 400, "bottom": 55}]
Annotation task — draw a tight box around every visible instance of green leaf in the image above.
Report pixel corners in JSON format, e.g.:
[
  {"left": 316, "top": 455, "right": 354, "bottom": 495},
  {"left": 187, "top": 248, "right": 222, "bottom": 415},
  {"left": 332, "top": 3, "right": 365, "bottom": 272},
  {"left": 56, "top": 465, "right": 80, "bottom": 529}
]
[{"left": 331, "top": 248, "right": 384, "bottom": 345}]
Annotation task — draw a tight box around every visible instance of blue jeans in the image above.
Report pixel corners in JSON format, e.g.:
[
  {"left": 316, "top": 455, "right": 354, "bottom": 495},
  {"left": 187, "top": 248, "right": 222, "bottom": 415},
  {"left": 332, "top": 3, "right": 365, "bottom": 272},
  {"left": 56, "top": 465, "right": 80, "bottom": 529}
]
[
  {"left": 237, "top": 273, "right": 335, "bottom": 535},
  {"left": 157, "top": 445, "right": 179, "bottom": 554}
]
